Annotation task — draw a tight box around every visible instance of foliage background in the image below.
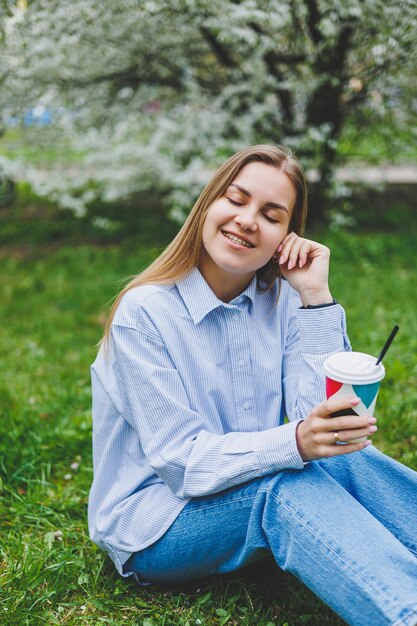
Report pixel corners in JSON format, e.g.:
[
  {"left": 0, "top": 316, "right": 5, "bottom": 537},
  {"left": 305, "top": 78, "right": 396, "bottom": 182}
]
[{"left": 1, "top": 0, "right": 416, "bottom": 223}]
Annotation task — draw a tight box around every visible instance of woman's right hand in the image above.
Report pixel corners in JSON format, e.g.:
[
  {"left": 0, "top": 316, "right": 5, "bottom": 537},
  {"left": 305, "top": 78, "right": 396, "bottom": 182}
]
[{"left": 296, "top": 396, "right": 377, "bottom": 462}]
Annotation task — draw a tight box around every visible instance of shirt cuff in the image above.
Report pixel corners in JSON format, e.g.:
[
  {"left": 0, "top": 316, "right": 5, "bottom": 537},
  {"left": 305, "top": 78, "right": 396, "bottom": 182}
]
[
  {"left": 296, "top": 303, "right": 347, "bottom": 354},
  {"left": 254, "top": 420, "right": 305, "bottom": 473}
]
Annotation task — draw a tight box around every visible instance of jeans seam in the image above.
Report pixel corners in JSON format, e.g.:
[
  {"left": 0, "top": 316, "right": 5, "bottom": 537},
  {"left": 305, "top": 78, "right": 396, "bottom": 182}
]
[
  {"left": 265, "top": 487, "right": 410, "bottom": 617},
  {"left": 403, "top": 545, "right": 417, "bottom": 559}
]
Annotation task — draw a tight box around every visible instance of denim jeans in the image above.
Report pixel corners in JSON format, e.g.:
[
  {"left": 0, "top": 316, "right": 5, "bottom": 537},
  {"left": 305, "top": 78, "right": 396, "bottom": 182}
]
[{"left": 124, "top": 446, "right": 417, "bottom": 626}]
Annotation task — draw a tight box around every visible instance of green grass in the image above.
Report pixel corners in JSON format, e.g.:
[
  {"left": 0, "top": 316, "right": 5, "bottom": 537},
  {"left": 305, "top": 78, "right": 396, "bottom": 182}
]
[
  {"left": 0, "top": 127, "right": 86, "bottom": 166},
  {"left": 337, "top": 114, "right": 417, "bottom": 164},
  {"left": 0, "top": 203, "right": 416, "bottom": 625}
]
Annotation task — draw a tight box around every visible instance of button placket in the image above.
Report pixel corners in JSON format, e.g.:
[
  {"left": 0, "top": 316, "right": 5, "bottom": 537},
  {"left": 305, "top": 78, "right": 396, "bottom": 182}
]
[{"left": 226, "top": 306, "right": 257, "bottom": 431}]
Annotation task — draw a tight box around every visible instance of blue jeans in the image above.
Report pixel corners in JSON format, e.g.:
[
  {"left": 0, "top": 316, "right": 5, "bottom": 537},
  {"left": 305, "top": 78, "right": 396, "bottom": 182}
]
[{"left": 124, "top": 446, "right": 417, "bottom": 626}]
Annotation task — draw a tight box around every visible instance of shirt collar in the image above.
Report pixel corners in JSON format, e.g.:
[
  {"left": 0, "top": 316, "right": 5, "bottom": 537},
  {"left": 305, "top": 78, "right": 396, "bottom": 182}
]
[{"left": 176, "top": 267, "right": 257, "bottom": 324}]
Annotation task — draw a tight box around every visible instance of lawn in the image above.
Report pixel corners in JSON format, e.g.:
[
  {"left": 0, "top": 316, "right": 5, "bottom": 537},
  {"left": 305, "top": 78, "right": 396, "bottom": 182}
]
[{"left": 0, "top": 199, "right": 416, "bottom": 625}]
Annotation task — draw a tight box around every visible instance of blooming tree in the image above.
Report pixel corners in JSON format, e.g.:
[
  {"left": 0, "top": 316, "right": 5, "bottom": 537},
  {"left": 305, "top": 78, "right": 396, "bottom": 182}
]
[{"left": 1, "top": 0, "right": 415, "bottom": 222}]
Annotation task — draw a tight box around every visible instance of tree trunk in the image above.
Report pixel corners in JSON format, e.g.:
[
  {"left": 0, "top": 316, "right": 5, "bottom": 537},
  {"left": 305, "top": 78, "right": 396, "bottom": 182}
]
[{"left": 304, "top": 2, "right": 356, "bottom": 224}]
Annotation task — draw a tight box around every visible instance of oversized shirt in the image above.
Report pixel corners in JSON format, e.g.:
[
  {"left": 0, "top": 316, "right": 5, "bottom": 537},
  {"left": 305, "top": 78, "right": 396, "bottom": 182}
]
[{"left": 88, "top": 268, "right": 350, "bottom": 576}]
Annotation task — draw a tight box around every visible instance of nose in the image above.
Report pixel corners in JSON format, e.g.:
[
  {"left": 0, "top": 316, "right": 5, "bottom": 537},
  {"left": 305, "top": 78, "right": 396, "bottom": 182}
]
[{"left": 234, "top": 207, "right": 258, "bottom": 232}]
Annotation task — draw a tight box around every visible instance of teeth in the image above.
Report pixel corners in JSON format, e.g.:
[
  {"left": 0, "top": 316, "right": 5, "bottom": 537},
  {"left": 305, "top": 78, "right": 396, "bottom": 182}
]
[{"left": 223, "top": 232, "right": 253, "bottom": 247}]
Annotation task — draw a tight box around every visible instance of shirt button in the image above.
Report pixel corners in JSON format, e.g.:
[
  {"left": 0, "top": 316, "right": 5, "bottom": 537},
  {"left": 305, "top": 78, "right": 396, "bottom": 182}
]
[
  {"left": 243, "top": 401, "right": 251, "bottom": 410},
  {"left": 238, "top": 359, "right": 245, "bottom": 366},
  {"left": 232, "top": 313, "right": 240, "bottom": 321}
]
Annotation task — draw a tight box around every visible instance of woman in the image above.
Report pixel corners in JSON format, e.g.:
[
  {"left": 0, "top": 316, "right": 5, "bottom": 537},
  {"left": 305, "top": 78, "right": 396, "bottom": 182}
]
[{"left": 89, "top": 145, "right": 417, "bottom": 626}]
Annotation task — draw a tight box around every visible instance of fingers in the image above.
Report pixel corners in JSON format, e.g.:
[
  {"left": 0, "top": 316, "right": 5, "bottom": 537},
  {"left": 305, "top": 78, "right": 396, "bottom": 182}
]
[
  {"left": 331, "top": 414, "right": 377, "bottom": 432},
  {"left": 313, "top": 398, "right": 376, "bottom": 431},
  {"left": 326, "top": 424, "right": 377, "bottom": 445},
  {"left": 277, "top": 233, "right": 329, "bottom": 270},
  {"left": 298, "top": 240, "right": 311, "bottom": 268},
  {"left": 306, "top": 416, "right": 377, "bottom": 445},
  {"left": 278, "top": 233, "right": 308, "bottom": 269},
  {"left": 296, "top": 416, "right": 373, "bottom": 462},
  {"left": 306, "top": 416, "right": 376, "bottom": 445},
  {"left": 313, "top": 395, "right": 363, "bottom": 421},
  {"left": 326, "top": 440, "right": 372, "bottom": 458}
]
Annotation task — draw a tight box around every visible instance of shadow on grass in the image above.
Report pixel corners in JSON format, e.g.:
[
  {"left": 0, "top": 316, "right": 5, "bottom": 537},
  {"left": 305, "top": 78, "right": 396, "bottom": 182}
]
[{"left": 112, "top": 557, "right": 345, "bottom": 625}]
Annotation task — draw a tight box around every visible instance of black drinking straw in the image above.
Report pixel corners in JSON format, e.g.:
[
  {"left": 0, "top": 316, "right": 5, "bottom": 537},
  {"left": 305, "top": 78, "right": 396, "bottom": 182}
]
[{"left": 375, "top": 325, "right": 399, "bottom": 365}]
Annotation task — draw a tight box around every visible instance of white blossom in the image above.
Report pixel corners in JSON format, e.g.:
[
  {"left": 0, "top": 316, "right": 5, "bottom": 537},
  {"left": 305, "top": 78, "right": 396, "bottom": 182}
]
[{"left": 0, "top": 0, "right": 415, "bottom": 219}]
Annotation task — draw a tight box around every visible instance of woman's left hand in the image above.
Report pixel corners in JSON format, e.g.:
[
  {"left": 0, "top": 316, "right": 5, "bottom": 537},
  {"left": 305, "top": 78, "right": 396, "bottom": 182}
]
[{"left": 277, "top": 232, "right": 333, "bottom": 306}]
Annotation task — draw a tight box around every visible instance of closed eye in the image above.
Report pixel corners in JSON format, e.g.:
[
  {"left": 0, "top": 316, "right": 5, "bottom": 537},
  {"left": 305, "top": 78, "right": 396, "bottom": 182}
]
[
  {"left": 263, "top": 214, "right": 279, "bottom": 224},
  {"left": 228, "top": 198, "right": 280, "bottom": 223}
]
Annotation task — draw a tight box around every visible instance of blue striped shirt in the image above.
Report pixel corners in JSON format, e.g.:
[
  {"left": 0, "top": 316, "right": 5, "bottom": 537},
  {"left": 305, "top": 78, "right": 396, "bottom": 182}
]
[{"left": 88, "top": 268, "right": 350, "bottom": 575}]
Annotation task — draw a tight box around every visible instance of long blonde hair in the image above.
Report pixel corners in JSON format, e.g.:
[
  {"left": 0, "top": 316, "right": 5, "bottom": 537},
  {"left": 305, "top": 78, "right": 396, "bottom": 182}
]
[{"left": 101, "top": 144, "right": 308, "bottom": 343}]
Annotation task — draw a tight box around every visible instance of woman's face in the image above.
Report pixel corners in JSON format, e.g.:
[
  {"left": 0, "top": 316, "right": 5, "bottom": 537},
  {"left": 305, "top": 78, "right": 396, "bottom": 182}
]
[{"left": 199, "top": 161, "right": 296, "bottom": 301}]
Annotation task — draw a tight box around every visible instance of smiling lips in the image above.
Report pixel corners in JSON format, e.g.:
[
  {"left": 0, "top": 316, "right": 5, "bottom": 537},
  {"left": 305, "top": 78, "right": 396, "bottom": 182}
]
[{"left": 221, "top": 230, "right": 255, "bottom": 248}]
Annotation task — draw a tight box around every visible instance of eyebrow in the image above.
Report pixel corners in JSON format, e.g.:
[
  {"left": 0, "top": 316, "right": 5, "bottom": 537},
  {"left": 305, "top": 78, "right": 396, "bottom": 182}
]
[{"left": 229, "top": 183, "right": 289, "bottom": 213}]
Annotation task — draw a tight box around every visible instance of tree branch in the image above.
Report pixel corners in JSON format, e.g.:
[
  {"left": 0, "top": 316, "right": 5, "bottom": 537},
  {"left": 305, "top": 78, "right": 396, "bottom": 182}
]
[
  {"left": 304, "top": 0, "right": 322, "bottom": 46},
  {"left": 199, "top": 26, "right": 237, "bottom": 69},
  {"left": 246, "top": 21, "right": 301, "bottom": 128},
  {"left": 267, "top": 53, "right": 306, "bottom": 64}
]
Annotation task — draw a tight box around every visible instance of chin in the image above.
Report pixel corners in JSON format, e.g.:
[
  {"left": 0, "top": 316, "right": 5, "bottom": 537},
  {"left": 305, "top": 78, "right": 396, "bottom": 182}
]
[{"left": 217, "top": 261, "right": 257, "bottom": 276}]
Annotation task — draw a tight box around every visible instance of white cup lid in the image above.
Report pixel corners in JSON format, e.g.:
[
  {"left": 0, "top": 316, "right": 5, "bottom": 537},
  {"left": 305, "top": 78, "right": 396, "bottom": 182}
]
[{"left": 324, "top": 351, "right": 385, "bottom": 384}]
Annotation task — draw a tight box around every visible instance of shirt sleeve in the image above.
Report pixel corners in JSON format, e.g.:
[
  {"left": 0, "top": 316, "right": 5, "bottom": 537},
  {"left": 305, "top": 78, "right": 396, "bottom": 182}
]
[
  {"left": 110, "top": 322, "right": 307, "bottom": 500},
  {"left": 282, "top": 293, "right": 351, "bottom": 423}
]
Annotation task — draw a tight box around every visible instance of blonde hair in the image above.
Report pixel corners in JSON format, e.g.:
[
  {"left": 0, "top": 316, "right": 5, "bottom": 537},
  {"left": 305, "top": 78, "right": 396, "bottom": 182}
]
[{"left": 101, "top": 144, "right": 308, "bottom": 343}]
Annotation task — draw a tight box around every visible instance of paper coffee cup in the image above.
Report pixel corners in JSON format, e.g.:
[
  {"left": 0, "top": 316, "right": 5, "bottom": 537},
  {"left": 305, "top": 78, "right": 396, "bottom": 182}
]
[{"left": 324, "top": 352, "right": 385, "bottom": 443}]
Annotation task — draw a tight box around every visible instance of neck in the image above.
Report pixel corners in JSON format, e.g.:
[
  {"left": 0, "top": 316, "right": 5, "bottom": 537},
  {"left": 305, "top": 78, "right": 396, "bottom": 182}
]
[{"left": 198, "top": 257, "right": 255, "bottom": 302}]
